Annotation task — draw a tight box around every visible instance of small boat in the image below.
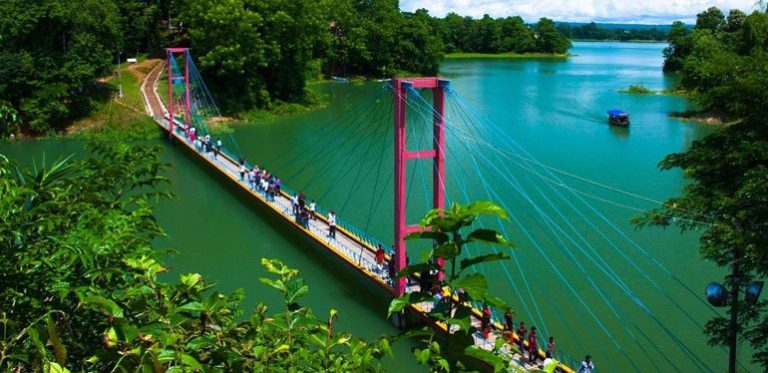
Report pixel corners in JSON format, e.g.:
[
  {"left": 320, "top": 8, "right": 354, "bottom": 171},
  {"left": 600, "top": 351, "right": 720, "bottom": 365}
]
[
  {"left": 332, "top": 76, "right": 349, "bottom": 82},
  {"left": 607, "top": 109, "right": 630, "bottom": 127}
]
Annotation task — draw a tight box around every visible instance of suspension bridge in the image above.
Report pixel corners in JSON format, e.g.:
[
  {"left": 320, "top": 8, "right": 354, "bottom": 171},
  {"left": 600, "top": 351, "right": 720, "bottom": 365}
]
[{"left": 139, "top": 48, "right": 734, "bottom": 372}]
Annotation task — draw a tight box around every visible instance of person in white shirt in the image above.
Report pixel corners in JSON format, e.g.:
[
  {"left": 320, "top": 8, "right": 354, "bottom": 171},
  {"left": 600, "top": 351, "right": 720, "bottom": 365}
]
[
  {"left": 239, "top": 164, "right": 246, "bottom": 181},
  {"left": 576, "top": 354, "right": 594, "bottom": 373},
  {"left": 327, "top": 211, "right": 336, "bottom": 238},
  {"left": 309, "top": 200, "right": 316, "bottom": 220},
  {"left": 291, "top": 194, "right": 299, "bottom": 215}
]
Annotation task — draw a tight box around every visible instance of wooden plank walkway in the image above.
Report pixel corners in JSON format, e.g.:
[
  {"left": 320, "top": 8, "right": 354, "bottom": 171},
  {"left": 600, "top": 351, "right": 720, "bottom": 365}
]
[{"left": 141, "top": 62, "right": 573, "bottom": 372}]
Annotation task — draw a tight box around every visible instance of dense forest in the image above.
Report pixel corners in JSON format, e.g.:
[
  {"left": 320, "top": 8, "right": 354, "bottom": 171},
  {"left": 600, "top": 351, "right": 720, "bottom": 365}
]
[
  {"left": 557, "top": 22, "right": 669, "bottom": 41},
  {"left": 433, "top": 13, "right": 571, "bottom": 54},
  {"left": 639, "top": 5, "right": 768, "bottom": 369},
  {"left": 0, "top": 0, "right": 570, "bottom": 135}
]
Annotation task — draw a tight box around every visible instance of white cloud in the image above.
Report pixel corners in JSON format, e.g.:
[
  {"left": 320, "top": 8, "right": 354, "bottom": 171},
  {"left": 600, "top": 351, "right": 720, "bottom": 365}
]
[{"left": 399, "top": 0, "right": 760, "bottom": 24}]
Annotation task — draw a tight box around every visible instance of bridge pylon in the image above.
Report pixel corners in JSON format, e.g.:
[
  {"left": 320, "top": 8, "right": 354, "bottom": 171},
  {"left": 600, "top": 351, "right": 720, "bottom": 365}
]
[
  {"left": 165, "top": 48, "right": 192, "bottom": 134},
  {"left": 392, "top": 77, "right": 450, "bottom": 297}
]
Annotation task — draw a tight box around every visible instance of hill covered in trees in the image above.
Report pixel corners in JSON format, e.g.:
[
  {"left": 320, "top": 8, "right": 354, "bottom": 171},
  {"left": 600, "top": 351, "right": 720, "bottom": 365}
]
[
  {"left": 557, "top": 22, "right": 670, "bottom": 41},
  {"left": 0, "top": 0, "right": 570, "bottom": 135}
]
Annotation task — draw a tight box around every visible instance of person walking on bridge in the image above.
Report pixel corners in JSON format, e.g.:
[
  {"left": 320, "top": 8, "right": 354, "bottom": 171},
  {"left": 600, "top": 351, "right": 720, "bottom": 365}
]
[
  {"left": 291, "top": 194, "right": 299, "bottom": 216},
  {"left": 528, "top": 326, "right": 540, "bottom": 364},
  {"left": 327, "top": 211, "right": 336, "bottom": 239},
  {"left": 547, "top": 336, "right": 556, "bottom": 358},
  {"left": 309, "top": 200, "right": 316, "bottom": 220},
  {"left": 577, "top": 354, "right": 594, "bottom": 373},
  {"left": 503, "top": 308, "right": 514, "bottom": 332},
  {"left": 214, "top": 139, "right": 222, "bottom": 159},
  {"left": 516, "top": 322, "right": 527, "bottom": 353},
  {"left": 375, "top": 244, "right": 386, "bottom": 268},
  {"left": 239, "top": 164, "right": 246, "bottom": 182}
]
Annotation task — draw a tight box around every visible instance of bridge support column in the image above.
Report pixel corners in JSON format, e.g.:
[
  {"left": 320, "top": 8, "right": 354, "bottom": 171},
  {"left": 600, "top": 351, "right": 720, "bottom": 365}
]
[
  {"left": 165, "top": 48, "right": 192, "bottom": 135},
  {"left": 392, "top": 77, "right": 450, "bottom": 297}
]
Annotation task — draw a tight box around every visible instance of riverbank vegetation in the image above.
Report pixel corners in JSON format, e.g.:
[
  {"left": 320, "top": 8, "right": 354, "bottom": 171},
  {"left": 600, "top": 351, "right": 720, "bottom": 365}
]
[
  {"left": 639, "top": 5, "right": 768, "bottom": 370},
  {"left": 0, "top": 0, "right": 571, "bottom": 136},
  {"left": 0, "top": 143, "right": 391, "bottom": 372},
  {"left": 619, "top": 84, "right": 656, "bottom": 94}
]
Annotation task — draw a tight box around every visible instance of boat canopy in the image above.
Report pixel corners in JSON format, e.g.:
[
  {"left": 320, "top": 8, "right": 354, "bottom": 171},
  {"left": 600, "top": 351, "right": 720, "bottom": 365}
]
[{"left": 607, "top": 109, "right": 628, "bottom": 116}]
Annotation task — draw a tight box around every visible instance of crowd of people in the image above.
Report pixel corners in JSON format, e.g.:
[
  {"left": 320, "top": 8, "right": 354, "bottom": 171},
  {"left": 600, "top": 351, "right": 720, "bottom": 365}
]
[{"left": 181, "top": 125, "right": 340, "bottom": 239}]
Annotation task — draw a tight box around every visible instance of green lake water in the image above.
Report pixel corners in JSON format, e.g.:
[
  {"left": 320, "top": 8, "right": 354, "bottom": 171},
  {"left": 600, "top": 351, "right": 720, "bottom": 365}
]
[{"left": 2, "top": 42, "right": 750, "bottom": 371}]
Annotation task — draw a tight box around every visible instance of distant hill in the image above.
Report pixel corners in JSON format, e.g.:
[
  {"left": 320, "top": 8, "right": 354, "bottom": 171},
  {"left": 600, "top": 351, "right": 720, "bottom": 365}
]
[{"left": 557, "top": 22, "right": 675, "bottom": 31}]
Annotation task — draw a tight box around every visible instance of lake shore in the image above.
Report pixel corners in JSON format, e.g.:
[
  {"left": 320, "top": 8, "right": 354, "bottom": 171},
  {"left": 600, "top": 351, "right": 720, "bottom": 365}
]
[
  {"left": 570, "top": 38, "right": 667, "bottom": 43},
  {"left": 444, "top": 52, "right": 569, "bottom": 59}
]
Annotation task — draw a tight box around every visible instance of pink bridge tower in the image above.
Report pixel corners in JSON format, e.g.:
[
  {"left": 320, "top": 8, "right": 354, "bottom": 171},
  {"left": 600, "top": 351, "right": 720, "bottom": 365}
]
[
  {"left": 165, "top": 48, "right": 192, "bottom": 134},
  {"left": 391, "top": 77, "right": 450, "bottom": 297}
]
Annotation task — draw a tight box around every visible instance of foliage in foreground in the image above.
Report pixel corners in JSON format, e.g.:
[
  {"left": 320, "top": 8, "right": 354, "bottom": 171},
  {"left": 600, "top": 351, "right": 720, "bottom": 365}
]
[
  {"left": 0, "top": 143, "right": 388, "bottom": 371},
  {"left": 389, "top": 201, "right": 518, "bottom": 371}
]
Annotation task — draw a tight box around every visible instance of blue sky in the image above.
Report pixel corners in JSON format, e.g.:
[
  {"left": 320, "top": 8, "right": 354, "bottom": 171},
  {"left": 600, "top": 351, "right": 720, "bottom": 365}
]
[{"left": 399, "top": 0, "right": 760, "bottom": 24}]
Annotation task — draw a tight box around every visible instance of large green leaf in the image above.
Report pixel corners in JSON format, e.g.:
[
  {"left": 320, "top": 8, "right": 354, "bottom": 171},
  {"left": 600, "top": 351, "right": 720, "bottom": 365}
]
[
  {"left": 464, "top": 201, "right": 509, "bottom": 220},
  {"left": 405, "top": 230, "right": 448, "bottom": 244},
  {"left": 433, "top": 243, "right": 459, "bottom": 259},
  {"left": 284, "top": 278, "right": 309, "bottom": 304},
  {"left": 176, "top": 301, "right": 204, "bottom": 315},
  {"left": 465, "top": 229, "right": 514, "bottom": 247},
  {"left": 180, "top": 353, "right": 203, "bottom": 370},
  {"left": 460, "top": 253, "right": 511, "bottom": 272},
  {"left": 387, "top": 292, "right": 434, "bottom": 317},
  {"left": 84, "top": 296, "right": 124, "bottom": 318},
  {"left": 464, "top": 345, "right": 505, "bottom": 372},
  {"left": 453, "top": 273, "right": 487, "bottom": 300}
]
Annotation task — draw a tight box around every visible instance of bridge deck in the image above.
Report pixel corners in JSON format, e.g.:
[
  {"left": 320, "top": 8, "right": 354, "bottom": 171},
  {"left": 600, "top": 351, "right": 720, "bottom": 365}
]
[{"left": 141, "top": 61, "right": 572, "bottom": 372}]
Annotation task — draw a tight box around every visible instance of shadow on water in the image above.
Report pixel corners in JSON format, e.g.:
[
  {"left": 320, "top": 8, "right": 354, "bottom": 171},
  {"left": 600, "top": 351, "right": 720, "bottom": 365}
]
[{"left": 609, "top": 125, "right": 630, "bottom": 141}]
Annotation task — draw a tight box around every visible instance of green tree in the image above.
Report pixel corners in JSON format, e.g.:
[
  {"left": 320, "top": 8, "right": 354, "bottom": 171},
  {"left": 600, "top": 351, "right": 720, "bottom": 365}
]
[
  {"left": 0, "top": 0, "right": 121, "bottom": 133},
  {"left": 388, "top": 201, "right": 517, "bottom": 371},
  {"left": 695, "top": 6, "right": 726, "bottom": 32},
  {"left": 535, "top": 18, "right": 571, "bottom": 54},
  {"left": 663, "top": 21, "right": 693, "bottom": 71},
  {"left": 725, "top": 9, "right": 748, "bottom": 32},
  {"left": 497, "top": 17, "right": 534, "bottom": 53},
  {"left": 181, "top": 0, "right": 271, "bottom": 111}
]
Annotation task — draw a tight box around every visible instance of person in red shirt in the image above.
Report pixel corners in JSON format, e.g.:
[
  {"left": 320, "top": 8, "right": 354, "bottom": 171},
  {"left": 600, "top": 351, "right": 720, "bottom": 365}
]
[
  {"left": 528, "top": 326, "right": 539, "bottom": 364},
  {"left": 375, "top": 244, "right": 386, "bottom": 270},
  {"left": 481, "top": 304, "right": 492, "bottom": 339}
]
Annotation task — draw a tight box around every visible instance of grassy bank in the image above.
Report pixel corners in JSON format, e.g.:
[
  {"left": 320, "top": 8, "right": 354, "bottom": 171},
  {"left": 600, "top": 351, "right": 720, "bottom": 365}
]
[
  {"left": 67, "top": 59, "right": 161, "bottom": 141},
  {"left": 669, "top": 110, "right": 739, "bottom": 125},
  {"left": 444, "top": 52, "right": 569, "bottom": 59}
]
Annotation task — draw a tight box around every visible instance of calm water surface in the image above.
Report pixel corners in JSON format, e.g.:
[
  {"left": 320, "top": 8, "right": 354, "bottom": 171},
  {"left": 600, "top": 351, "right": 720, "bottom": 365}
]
[{"left": 2, "top": 42, "right": 747, "bottom": 371}]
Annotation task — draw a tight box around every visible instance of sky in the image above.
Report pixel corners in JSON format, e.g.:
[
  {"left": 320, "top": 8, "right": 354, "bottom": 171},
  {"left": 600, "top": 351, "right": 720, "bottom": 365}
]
[{"left": 399, "top": 0, "right": 760, "bottom": 24}]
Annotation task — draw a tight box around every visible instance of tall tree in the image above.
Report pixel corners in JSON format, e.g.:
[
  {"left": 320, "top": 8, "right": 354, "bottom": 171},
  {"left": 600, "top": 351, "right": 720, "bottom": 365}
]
[
  {"left": 535, "top": 18, "right": 571, "bottom": 54},
  {"left": 663, "top": 21, "right": 693, "bottom": 72},
  {"left": 695, "top": 6, "right": 726, "bottom": 31}
]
